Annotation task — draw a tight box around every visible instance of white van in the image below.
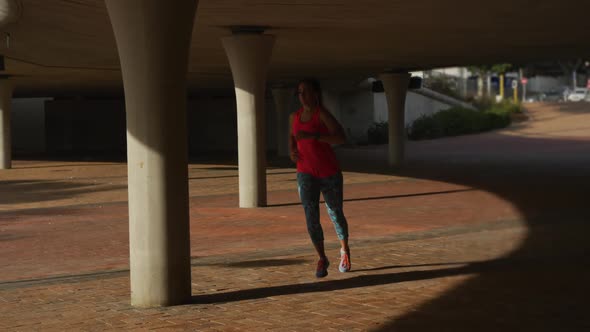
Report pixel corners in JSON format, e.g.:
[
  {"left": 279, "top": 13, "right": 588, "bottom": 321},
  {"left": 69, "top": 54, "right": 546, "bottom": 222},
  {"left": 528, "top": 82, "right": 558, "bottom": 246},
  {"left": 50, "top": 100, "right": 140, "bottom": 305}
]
[{"left": 567, "top": 88, "right": 589, "bottom": 102}]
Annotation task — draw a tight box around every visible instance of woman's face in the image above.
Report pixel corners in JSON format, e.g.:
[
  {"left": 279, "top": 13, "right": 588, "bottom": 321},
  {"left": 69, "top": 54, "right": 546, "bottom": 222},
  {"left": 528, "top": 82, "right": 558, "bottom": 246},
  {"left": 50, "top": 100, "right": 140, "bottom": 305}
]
[{"left": 297, "top": 82, "right": 318, "bottom": 108}]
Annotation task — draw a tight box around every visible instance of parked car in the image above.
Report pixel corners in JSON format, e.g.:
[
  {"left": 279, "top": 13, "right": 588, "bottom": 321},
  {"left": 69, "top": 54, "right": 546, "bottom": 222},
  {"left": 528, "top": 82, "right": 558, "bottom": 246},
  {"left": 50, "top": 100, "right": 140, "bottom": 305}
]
[
  {"left": 567, "top": 88, "right": 589, "bottom": 102},
  {"left": 562, "top": 87, "right": 572, "bottom": 101},
  {"left": 525, "top": 89, "right": 568, "bottom": 103},
  {"left": 544, "top": 90, "right": 563, "bottom": 102},
  {"left": 525, "top": 93, "right": 545, "bottom": 102}
]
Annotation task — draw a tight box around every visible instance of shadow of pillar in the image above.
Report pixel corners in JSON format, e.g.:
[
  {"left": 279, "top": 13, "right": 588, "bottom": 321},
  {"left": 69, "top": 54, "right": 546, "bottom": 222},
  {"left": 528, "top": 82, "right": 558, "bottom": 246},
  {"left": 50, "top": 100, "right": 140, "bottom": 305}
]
[{"left": 371, "top": 152, "right": 590, "bottom": 331}]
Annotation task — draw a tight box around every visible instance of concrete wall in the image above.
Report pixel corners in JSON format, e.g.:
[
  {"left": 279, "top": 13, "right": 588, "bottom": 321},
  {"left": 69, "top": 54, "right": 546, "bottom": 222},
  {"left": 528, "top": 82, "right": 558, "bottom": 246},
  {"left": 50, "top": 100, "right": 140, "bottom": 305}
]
[
  {"left": 188, "top": 96, "right": 276, "bottom": 156},
  {"left": 45, "top": 99, "right": 126, "bottom": 156},
  {"left": 404, "top": 91, "right": 452, "bottom": 124},
  {"left": 187, "top": 98, "right": 236, "bottom": 155},
  {"left": 273, "top": 91, "right": 300, "bottom": 155},
  {"left": 322, "top": 90, "right": 342, "bottom": 120},
  {"left": 527, "top": 76, "right": 564, "bottom": 93},
  {"left": 372, "top": 91, "right": 451, "bottom": 125},
  {"left": 412, "top": 67, "right": 476, "bottom": 98},
  {"left": 39, "top": 96, "right": 278, "bottom": 158},
  {"left": 339, "top": 90, "right": 374, "bottom": 144},
  {"left": 18, "top": 88, "right": 455, "bottom": 156},
  {"left": 373, "top": 93, "right": 388, "bottom": 123},
  {"left": 318, "top": 88, "right": 454, "bottom": 145},
  {"left": 12, "top": 98, "right": 49, "bottom": 155}
]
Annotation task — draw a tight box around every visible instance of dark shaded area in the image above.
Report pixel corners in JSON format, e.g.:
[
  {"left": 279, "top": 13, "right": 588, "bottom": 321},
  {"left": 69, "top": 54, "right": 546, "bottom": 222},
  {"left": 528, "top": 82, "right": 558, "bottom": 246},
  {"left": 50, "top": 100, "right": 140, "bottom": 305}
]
[
  {"left": 0, "top": 269, "right": 129, "bottom": 291},
  {"left": 15, "top": 96, "right": 273, "bottom": 161},
  {"left": 11, "top": 163, "right": 121, "bottom": 170},
  {"left": 189, "top": 170, "right": 293, "bottom": 181},
  {"left": 195, "top": 166, "right": 239, "bottom": 171},
  {"left": 188, "top": 131, "right": 590, "bottom": 330},
  {"left": 376, "top": 218, "right": 590, "bottom": 331},
  {"left": 352, "top": 261, "right": 477, "bottom": 273},
  {"left": 223, "top": 258, "right": 308, "bottom": 268},
  {"left": 547, "top": 102, "right": 590, "bottom": 114},
  {"left": 190, "top": 130, "right": 590, "bottom": 330},
  {"left": 45, "top": 99, "right": 127, "bottom": 158},
  {"left": 267, "top": 188, "right": 475, "bottom": 208},
  {"left": 191, "top": 249, "right": 586, "bottom": 306},
  {"left": 189, "top": 174, "right": 240, "bottom": 181},
  {"left": 187, "top": 99, "right": 238, "bottom": 156},
  {"left": 0, "top": 179, "right": 125, "bottom": 205},
  {"left": 191, "top": 266, "right": 477, "bottom": 305},
  {"left": 335, "top": 134, "right": 590, "bottom": 331},
  {"left": 0, "top": 233, "right": 29, "bottom": 241}
]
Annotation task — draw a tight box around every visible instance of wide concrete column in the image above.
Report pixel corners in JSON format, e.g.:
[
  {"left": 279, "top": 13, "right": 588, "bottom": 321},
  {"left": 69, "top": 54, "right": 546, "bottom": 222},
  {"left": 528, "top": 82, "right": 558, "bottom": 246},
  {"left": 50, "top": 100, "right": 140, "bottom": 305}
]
[
  {"left": 105, "top": 0, "right": 197, "bottom": 307},
  {"left": 222, "top": 33, "right": 275, "bottom": 208},
  {"left": 379, "top": 72, "right": 410, "bottom": 167},
  {"left": 0, "top": 79, "right": 12, "bottom": 169},
  {"left": 271, "top": 86, "right": 293, "bottom": 157}
]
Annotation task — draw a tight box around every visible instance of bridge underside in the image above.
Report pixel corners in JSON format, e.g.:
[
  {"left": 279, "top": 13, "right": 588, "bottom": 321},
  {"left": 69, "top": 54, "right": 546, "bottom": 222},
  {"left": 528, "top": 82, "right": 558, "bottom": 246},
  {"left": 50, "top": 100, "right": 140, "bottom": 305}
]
[{"left": 1, "top": 0, "right": 589, "bottom": 96}]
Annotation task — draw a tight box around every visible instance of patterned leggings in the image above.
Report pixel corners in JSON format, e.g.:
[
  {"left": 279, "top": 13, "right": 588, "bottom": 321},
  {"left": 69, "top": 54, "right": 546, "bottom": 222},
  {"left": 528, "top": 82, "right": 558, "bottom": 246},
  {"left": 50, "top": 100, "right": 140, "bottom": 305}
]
[{"left": 297, "top": 172, "right": 349, "bottom": 245}]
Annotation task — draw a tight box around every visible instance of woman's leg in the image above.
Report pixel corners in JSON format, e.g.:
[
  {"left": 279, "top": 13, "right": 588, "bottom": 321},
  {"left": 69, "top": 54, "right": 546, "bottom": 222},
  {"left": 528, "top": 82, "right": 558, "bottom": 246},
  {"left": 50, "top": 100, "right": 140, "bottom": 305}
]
[
  {"left": 297, "top": 173, "right": 325, "bottom": 259},
  {"left": 321, "top": 172, "right": 351, "bottom": 272},
  {"left": 298, "top": 172, "right": 330, "bottom": 277},
  {"left": 321, "top": 172, "right": 349, "bottom": 244}
]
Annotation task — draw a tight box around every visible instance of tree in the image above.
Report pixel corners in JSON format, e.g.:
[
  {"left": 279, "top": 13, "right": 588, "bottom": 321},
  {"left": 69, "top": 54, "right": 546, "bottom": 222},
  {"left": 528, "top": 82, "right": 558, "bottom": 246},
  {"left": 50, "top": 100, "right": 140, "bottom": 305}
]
[
  {"left": 558, "top": 59, "right": 583, "bottom": 89},
  {"left": 491, "top": 64, "right": 512, "bottom": 100},
  {"left": 467, "top": 65, "right": 491, "bottom": 98},
  {"left": 468, "top": 64, "right": 512, "bottom": 99},
  {"left": 490, "top": 64, "right": 512, "bottom": 74}
]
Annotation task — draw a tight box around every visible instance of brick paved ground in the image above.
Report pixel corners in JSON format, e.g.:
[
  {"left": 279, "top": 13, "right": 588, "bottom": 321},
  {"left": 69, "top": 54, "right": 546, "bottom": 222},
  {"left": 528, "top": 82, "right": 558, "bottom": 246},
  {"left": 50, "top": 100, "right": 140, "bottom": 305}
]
[{"left": 1, "top": 102, "right": 590, "bottom": 331}]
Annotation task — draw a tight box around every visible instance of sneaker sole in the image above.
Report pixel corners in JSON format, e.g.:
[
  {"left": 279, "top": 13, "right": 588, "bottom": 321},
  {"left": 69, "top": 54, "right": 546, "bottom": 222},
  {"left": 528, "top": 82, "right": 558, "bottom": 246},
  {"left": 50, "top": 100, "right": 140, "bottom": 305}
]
[{"left": 316, "top": 260, "right": 329, "bottom": 278}]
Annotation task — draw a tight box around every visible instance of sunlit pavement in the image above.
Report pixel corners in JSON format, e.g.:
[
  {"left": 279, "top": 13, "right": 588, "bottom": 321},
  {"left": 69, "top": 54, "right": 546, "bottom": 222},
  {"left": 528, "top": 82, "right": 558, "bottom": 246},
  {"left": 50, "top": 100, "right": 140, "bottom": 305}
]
[{"left": 1, "top": 102, "right": 589, "bottom": 331}]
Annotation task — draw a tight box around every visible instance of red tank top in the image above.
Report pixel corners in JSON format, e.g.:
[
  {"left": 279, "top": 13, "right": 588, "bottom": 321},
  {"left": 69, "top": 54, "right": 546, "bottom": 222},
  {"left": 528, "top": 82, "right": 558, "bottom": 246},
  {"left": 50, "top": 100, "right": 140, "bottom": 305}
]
[{"left": 292, "top": 107, "right": 340, "bottom": 178}]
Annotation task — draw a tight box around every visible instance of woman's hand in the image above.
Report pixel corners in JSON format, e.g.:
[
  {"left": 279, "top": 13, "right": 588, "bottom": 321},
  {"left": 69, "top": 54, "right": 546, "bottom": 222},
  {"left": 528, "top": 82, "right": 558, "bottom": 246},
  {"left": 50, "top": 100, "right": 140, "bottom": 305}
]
[
  {"left": 290, "top": 150, "right": 299, "bottom": 163},
  {"left": 295, "top": 130, "right": 318, "bottom": 141}
]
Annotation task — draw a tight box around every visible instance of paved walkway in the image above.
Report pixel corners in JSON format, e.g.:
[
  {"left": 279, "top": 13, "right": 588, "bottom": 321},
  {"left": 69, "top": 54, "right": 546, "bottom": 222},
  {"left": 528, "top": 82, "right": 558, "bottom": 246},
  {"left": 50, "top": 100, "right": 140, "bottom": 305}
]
[{"left": 1, "top": 102, "right": 590, "bottom": 331}]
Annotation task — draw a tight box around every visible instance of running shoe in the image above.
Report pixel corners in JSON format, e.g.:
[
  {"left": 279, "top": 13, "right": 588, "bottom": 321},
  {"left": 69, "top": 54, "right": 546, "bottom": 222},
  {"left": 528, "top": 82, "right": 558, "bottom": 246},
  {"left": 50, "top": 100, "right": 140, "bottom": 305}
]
[
  {"left": 339, "top": 248, "right": 351, "bottom": 272},
  {"left": 316, "top": 257, "right": 329, "bottom": 278}
]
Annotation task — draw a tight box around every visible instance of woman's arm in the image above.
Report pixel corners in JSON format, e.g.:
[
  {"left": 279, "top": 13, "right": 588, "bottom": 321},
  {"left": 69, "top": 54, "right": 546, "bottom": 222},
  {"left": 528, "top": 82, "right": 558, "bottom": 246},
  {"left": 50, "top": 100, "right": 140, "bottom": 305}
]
[
  {"left": 317, "top": 109, "right": 347, "bottom": 144},
  {"left": 288, "top": 112, "right": 299, "bottom": 162}
]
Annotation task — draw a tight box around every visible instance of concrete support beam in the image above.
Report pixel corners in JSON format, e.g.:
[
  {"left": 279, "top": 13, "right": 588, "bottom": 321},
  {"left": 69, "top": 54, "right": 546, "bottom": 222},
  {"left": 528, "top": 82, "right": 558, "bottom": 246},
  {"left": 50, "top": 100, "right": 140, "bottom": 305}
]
[
  {"left": 0, "top": 0, "right": 22, "bottom": 27},
  {"left": 379, "top": 72, "right": 410, "bottom": 168},
  {"left": 271, "top": 86, "right": 293, "bottom": 157},
  {"left": 105, "top": 0, "right": 198, "bottom": 307},
  {"left": 222, "top": 33, "right": 275, "bottom": 208},
  {"left": 0, "top": 79, "right": 12, "bottom": 169}
]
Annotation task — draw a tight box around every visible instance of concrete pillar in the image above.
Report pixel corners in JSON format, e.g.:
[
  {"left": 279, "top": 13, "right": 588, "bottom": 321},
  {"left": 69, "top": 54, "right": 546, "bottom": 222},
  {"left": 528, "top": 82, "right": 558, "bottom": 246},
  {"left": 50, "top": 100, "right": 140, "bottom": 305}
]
[
  {"left": 222, "top": 33, "right": 275, "bottom": 208},
  {"left": 460, "top": 67, "right": 468, "bottom": 98},
  {"left": 271, "top": 86, "right": 293, "bottom": 157},
  {"left": 499, "top": 74, "right": 505, "bottom": 100},
  {"left": 105, "top": 0, "right": 197, "bottom": 307},
  {"left": 379, "top": 72, "right": 410, "bottom": 168},
  {"left": 477, "top": 76, "right": 484, "bottom": 98},
  {"left": 0, "top": 0, "right": 22, "bottom": 26},
  {"left": 0, "top": 79, "right": 12, "bottom": 169}
]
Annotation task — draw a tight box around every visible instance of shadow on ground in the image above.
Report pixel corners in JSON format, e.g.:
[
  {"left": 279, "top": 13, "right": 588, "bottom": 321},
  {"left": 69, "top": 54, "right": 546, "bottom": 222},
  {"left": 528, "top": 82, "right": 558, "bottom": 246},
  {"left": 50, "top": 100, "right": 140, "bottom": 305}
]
[
  {"left": 208, "top": 128, "right": 590, "bottom": 330},
  {"left": 12, "top": 162, "right": 121, "bottom": 169},
  {"left": 222, "top": 258, "right": 308, "bottom": 268},
  {"left": 0, "top": 179, "right": 126, "bottom": 206},
  {"left": 189, "top": 170, "right": 293, "bottom": 181},
  {"left": 267, "top": 188, "right": 475, "bottom": 208},
  {"left": 337, "top": 133, "right": 590, "bottom": 331}
]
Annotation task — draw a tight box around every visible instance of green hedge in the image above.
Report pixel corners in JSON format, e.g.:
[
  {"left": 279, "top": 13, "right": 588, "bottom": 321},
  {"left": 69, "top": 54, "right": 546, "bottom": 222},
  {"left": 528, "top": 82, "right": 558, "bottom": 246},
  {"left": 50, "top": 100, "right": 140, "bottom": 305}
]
[
  {"left": 367, "top": 121, "right": 389, "bottom": 144},
  {"left": 366, "top": 102, "right": 521, "bottom": 143},
  {"left": 407, "top": 102, "right": 520, "bottom": 140}
]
